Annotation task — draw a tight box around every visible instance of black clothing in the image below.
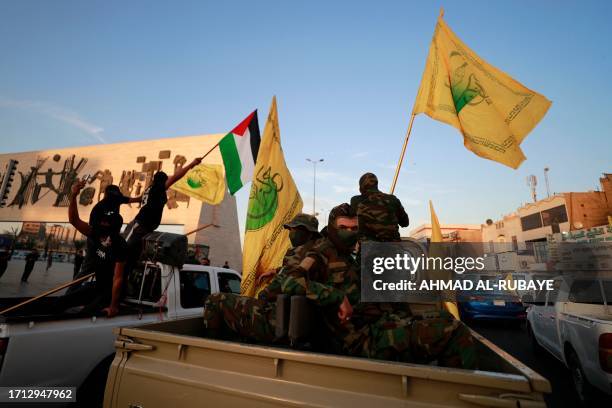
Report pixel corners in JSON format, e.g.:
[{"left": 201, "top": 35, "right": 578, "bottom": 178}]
[
  {"left": 21, "top": 251, "right": 39, "bottom": 282},
  {"left": 123, "top": 220, "right": 150, "bottom": 276},
  {"left": 0, "top": 250, "right": 11, "bottom": 279},
  {"left": 134, "top": 183, "right": 167, "bottom": 231},
  {"left": 73, "top": 253, "right": 84, "bottom": 279},
  {"left": 54, "top": 283, "right": 110, "bottom": 315},
  {"left": 89, "top": 194, "right": 129, "bottom": 228},
  {"left": 80, "top": 232, "right": 128, "bottom": 296}
]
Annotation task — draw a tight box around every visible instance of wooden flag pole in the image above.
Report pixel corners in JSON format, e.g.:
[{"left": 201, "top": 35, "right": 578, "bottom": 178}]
[
  {"left": 390, "top": 112, "right": 416, "bottom": 194},
  {"left": 184, "top": 223, "right": 220, "bottom": 237},
  {"left": 199, "top": 141, "right": 222, "bottom": 160},
  {"left": 0, "top": 272, "right": 95, "bottom": 316}
]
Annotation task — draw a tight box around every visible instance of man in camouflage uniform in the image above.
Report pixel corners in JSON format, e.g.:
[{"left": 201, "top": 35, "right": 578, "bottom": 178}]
[
  {"left": 202, "top": 213, "right": 320, "bottom": 342},
  {"left": 256, "top": 213, "right": 320, "bottom": 297},
  {"left": 350, "top": 173, "right": 409, "bottom": 242},
  {"left": 278, "top": 204, "right": 476, "bottom": 369}
]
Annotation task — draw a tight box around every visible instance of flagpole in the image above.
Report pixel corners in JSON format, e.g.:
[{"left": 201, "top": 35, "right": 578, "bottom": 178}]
[
  {"left": 390, "top": 112, "right": 416, "bottom": 194},
  {"left": 199, "top": 141, "right": 221, "bottom": 160},
  {"left": 184, "top": 222, "right": 219, "bottom": 237}
]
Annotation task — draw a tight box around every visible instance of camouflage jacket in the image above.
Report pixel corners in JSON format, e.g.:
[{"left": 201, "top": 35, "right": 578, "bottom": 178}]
[
  {"left": 350, "top": 190, "right": 409, "bottom": 242},
  {"left": 277, "top": 237, "right": 360, "bottom": 309},
  {"left": 257, "top": 239, "right": 318, "bottom": 302}
]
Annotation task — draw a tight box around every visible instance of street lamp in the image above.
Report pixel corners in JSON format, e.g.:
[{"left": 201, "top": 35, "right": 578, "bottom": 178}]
[{"left": 306, "top": 158, "right": 324, "bottom": 216}]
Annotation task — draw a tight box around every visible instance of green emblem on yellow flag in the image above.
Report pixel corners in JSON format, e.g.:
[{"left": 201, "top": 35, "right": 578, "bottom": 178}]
[
  {"left": 413, "top": 10, "right": 551, "bottom": 169},
  {"left": 241, "top": 96, "right": 303, "bottom": 297},
  {"left": 170, "top": 163, "right": 226, "bottom": 205}
]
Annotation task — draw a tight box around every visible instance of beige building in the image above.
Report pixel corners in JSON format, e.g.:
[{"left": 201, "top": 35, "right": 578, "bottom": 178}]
[
  {"left": 482, "top": 173, "right": 612, "bottom": 248},
  {"left": 409, "top": 224, "right": 481, "bottom": 242},
  {"left": 0, "top": 134, "right": 243, "bottom": 269}
]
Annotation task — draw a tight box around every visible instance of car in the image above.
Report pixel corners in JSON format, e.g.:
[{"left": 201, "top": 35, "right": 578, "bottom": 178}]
[
  {"left": 457, "top": 276, "right": 527, "bottom": 324},
  {"left": 526, "top": 275, "right": 612, "bottom": 405}
]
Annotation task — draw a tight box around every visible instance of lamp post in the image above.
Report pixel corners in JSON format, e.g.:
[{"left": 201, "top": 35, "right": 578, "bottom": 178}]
[{"left": 306, "top": 158, "right": 324, "bottom": 216}]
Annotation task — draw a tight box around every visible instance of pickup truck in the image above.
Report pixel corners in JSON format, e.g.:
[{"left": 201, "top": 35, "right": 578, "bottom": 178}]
[
  {"left": 526, "top": 274, "right": 612, "bottom": 405},
  {"left": 104, "top": 309, "right": 551, "bottom": 407},
  {"left": 0, "top": 255, "right": 241, "bottom": 405}
]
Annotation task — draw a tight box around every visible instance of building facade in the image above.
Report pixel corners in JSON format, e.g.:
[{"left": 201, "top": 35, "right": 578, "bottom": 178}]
[{"left": 0, "top": 134, "right": 243, "bottom": 270}]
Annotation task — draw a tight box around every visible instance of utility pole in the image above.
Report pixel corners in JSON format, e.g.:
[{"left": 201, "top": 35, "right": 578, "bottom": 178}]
[
  {"left": 306, "top": 158, "right": 324, "bottom": 216},
  {"left": 544, "top": 167, "right": 551, "bottom": 197}
]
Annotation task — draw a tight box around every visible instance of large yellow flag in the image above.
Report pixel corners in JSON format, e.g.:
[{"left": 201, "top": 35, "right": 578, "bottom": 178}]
[
  {"left": 414, "top": 11, "right": 551, "bottom": 169},
  {"left": 429, "top": 200, "right": 461, "bottom": 320},
  {"left": 241, "top": 96, "right": 303, "bottom": 297},
  {"left": 170, "top": 163, "right": 226, "bottom": 205}
]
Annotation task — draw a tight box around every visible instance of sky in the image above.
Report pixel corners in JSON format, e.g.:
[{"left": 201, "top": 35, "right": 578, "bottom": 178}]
[{"left": 1, "top": 0, "right": 611, "bottom": 240}]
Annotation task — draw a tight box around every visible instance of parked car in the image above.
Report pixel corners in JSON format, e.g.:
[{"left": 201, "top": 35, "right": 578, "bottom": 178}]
[
  {"left": 457, "top": 275, "right": 527, "bottom": 324},
  {"left": 526, "top": 274, "right": 612, "bottom": 405}
]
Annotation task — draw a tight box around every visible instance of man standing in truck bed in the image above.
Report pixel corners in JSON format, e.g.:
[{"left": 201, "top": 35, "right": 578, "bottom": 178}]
[
  {"left": 122, "top": 157, "right": 202, "bottom": 273},
  {"left": 350, "top": 172, "right": 409, "bottom": 242},
  {"left": 55, "top": 180, "right": 128, "bottom": 317}
]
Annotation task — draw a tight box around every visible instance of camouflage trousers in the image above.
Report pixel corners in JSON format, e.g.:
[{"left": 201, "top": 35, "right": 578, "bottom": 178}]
[
  {"left": 203, "top": 293, "right": 276, "bottom": 343},
  {"left": 343, "top": 310, "right": 477, "bottom": 369}
]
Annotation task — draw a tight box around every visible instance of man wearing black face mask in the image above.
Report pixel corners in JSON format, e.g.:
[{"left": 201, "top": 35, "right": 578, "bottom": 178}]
[
  {"left": 55, "top": 180, "right": 128, "bottom": 317},
  {"left": 89, "top": 184, "right": 140, "bottom": 230},
  {"left": 272, "top": 204, "right": 360, "bottom": 329},
  {"left": 256, "top": 213, "right": 321, "bottom": 299},
  {"left": 122, "top": 157, "right": 202, "bottom": 272}
]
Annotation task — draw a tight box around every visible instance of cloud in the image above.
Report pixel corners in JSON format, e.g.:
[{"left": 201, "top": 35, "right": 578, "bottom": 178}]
[
  {"left": 351, "top": 151, "right": 369, "bottom": 159},
  {"left": 332, "top": 184, "right": 355, "bottom": 193},
  {"left": 0, "top": 97, "right": 106, "bottom": 143}
]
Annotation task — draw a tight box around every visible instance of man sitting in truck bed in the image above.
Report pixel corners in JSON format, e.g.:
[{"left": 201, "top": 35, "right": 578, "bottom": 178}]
[
  {"left": 54, "top": 180, "right": 128, "bottom": 317},
  {"left": 205, "top": 204, "right": 476, "bottom": 369},
  {"left": 202, "top": 213, "right": 321, "bottom": 342}
]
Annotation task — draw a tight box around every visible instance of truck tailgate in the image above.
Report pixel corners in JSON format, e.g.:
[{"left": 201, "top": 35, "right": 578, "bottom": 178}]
[{"left": 105, "top": 317, "right": 550, "bottom": 408}]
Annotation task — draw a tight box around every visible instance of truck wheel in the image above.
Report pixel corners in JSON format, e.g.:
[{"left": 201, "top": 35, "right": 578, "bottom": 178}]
[
  {"left": 567, "top": 348, "right": 597, "bottom": 406},
  {"left": 76, "top": 355, "right": 114, "bottom": 408},
  {"left": 526, "top": 322, "right": 542, "bottom": 354}
]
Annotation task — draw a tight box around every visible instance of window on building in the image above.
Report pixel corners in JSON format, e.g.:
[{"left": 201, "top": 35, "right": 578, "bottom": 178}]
[
  {"left": 541, "top": 205, "right": 568, "bottom": 226},
  {"left": 512, "top": 236, "right": 518, "bottom": 251},
  {"left": 521, "top": 213, "right": 542, "bottom": 231},
  {"left": 180, "top": 270, "right": 211, "bottom": 308}
]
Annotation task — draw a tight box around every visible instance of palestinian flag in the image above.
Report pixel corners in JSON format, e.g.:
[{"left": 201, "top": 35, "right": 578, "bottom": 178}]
[{"left": 219, "top": 110, "right": 261, "bottom": 194}]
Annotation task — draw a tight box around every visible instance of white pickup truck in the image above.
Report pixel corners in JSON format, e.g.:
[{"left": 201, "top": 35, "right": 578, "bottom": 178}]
[
  {"left": 0, "top": 257, "right": 241, "bottom": 405},
  {"left": 526, "top": 274, "right": 612, "bottom": 405}
]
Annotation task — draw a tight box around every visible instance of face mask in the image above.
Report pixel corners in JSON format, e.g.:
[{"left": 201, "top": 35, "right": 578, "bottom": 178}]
[
  {"left": 336, "top": 229, "right": 358, "bottom": 249},
  {"left": 97, "top": 225, "right": 111, "bottom": 237},
  {"left": 289, "top": 230, "right": 310, "bottom": 247}
]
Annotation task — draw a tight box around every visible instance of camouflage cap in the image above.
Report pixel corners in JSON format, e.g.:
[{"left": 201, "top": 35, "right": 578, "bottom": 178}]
[
  {"left": 284, "top": 213, "right": 319, "bottom": 233},
  {"left": 359, "top": 172, "right": 379, "bottom": 192}
]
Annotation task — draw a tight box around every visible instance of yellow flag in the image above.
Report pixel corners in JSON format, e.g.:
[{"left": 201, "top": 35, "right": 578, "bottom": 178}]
[
  {"left": 414, "top": 11, "right": 551, "bottom": 169},
  {"left": 170, "top": 163, "right": 226, "bottom": 205},
  {"left": 429, "top": 200, "right": 461, "bottom": 320},
  {"left": 241, "top": 96, "right": 303, "bottom": 297}
]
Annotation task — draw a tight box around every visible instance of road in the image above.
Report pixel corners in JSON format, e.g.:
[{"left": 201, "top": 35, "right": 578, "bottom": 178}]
[
  {"left": 468, "top": 320, "right": 611, "bottom": 408},
  {"left": 0, "top": 259, "right": 75, "bottom": 298}
]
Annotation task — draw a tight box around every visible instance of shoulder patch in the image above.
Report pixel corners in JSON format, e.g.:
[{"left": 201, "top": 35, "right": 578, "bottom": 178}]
[{"left": 299, "top": 256, "right": 316, "bottom": 271}]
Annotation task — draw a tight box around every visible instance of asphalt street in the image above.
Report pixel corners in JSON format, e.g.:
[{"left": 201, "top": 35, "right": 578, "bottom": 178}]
[
  {"left": 469, "top": 320, "right": 612, "bottom": 408},
  {"left": 0, "top": 259, "right": 74, "bottom": 298}
]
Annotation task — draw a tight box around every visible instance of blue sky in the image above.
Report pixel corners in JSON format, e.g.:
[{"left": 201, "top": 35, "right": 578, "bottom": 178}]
[{"left": 1, "top": 0, "right": 611, "bottom": 237}]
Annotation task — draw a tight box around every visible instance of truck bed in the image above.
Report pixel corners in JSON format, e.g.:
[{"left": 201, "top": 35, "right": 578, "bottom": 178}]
[{"left": 104, "top": 317, "right": 551, "bottom": 408}]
